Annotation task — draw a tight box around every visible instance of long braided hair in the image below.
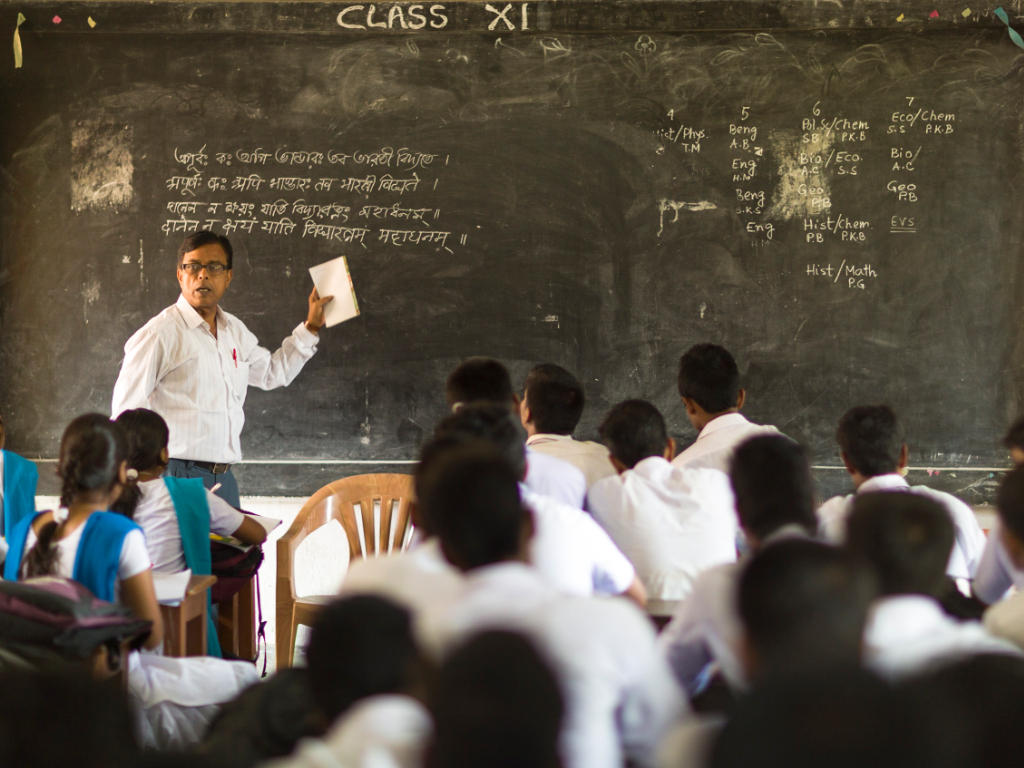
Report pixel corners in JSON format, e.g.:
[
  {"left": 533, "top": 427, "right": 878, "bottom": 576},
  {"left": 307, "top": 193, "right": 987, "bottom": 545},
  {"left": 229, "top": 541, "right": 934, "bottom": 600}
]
[
  {"left": 109, "top": 408, "right": 169, "bottom": 519},
  {"left": 23, "top": 414, "right": 127, "bottom": 578}
]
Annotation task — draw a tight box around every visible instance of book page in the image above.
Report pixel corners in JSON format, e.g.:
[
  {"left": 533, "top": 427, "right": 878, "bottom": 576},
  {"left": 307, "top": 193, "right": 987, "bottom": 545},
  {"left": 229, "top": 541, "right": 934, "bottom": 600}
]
[{"left": 309, "top": 255, "right": 360, "bottom": 327}]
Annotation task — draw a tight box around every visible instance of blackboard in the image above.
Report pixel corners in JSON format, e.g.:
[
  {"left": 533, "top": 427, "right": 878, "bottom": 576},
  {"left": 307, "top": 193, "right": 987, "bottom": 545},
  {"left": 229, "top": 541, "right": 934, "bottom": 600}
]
[{"left": 2, "top": 1, "right": 1023, "bottom": 500}]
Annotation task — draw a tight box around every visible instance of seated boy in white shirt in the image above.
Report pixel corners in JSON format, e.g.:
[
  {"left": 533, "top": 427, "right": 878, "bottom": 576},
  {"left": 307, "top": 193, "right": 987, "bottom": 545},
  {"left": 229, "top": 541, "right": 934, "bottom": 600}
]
[
  {"left": 671, "top": 344, "right": 778, "bottom": 473},
  {"left": 974, "top": 417, "right": 1024, "bottom": 604},
  {"left": 983, "top": 468, "right": 1024, "bottom": 649},
  {"left": 445, "top": 357, "right": 587, "bottom": 508},
  {"left": 417, "top": 444, "right": 685, "bottom": 768},
  {"left": 845, "top": 493, "right": 1020, "bottom": 682},
  {"left": 659, "top": 435, "right": 818, "bottom": 697},
  {"left": 817, "top": 405, "right": 986, "bottom": 582},
  {"left": 520, "top": 363, "right": 615, "bottom": 489},
  {"left": 587, "top": 400, "right": 738, "bottom": 617}
]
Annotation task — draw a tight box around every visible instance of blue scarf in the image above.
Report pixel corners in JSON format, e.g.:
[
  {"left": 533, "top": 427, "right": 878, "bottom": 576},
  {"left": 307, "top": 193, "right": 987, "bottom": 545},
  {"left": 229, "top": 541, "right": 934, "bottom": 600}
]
[{"left": 2, "top": 450, "right": 38, "bottom": 540}]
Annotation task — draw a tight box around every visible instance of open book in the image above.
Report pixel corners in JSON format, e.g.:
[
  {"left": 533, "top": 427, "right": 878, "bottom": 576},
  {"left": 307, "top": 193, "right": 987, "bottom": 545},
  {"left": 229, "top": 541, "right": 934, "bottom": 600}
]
[{"left": 153, "top": 569, "right": 192, "bottom": 605}]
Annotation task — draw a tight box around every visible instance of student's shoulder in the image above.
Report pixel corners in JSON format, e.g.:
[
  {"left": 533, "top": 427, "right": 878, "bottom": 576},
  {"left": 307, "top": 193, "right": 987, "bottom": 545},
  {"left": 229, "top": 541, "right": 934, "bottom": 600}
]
[
  {"left": 909, "top": 484, "right": 974, "bottom": 514},
  {"left": 585, "top": 472, "right": 625, "bottom": 513}
]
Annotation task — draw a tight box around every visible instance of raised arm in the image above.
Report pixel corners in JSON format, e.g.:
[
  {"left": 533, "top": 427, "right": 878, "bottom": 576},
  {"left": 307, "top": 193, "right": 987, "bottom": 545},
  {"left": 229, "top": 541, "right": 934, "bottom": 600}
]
[{"left": 245, "top": 288, "right": 332, "bottom": 391}]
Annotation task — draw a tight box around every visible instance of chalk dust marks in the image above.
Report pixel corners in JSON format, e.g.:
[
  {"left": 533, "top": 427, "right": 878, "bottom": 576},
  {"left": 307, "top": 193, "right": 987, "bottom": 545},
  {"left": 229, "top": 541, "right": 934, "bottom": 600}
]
[
  {"left": 769, "top": 129, "right": 831, "bottom": 219},
  {"left": 70, "top": 118, "right": 134, "bottom": 212}
]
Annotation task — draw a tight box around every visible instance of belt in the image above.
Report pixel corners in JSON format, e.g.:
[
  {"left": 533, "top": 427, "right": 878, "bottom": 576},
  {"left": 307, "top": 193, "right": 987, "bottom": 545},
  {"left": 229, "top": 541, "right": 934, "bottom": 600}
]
[{"left": 174, "top": 459, "right": 232, "bottom": 474}]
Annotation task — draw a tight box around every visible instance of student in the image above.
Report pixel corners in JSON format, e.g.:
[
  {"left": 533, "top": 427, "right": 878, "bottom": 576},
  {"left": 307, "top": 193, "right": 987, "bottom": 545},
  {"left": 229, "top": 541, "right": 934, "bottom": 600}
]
[
  {"left": 445, "top": 357, "right": 587, "bottom": 507},
  {"left": 417, "top": 445, "right": 684, "bottom": 768},
  {"left": 982, "top": 468, "right": 1024, "bottom": 648},
  {"left": 253, "top": 596, "right": 430, "bottom": 768},
  {"left": 426, "top": 631, "right": 563, "bottom": 768},
  {"left": 0, "top": 407, "right": 39, "bottom": 541},
  {"left": 2, "top": 414, "right": 257, "bottom": 749},
  {"left": 845, "top": 493, "right": 1020, "bottom": 681},
  {"left": 433, "top": 404, "right": 646, "bottom": 605},
  {"left": 973, "top": 419, "right": 1024, "bottom": 604},
  {"left": 587, "top": 400, "right": 737, "bottom": 616},
  {"left": 519, "top": 363, "right": 615, "bottom": 488},
  {"left": 817, "top": 405, "right": 986, "bottom": 582},
  {"left": 659, "top": 434, "right": 818, "bottom": 696},
  {"left": 671, "top": 344, "right": 778, "bottom": 473}
]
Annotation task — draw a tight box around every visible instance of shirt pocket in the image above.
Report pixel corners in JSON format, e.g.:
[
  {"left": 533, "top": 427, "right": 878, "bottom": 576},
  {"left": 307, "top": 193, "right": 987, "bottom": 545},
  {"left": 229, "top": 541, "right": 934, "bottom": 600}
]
[{"left": 232, "top": 360, "right": 250, "bottom": 402}]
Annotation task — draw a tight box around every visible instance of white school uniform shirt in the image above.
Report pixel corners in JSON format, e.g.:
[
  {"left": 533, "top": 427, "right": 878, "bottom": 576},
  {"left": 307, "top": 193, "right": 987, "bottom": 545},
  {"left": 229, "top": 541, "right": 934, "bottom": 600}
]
[
  {"left": 525, "top": 447, "right": 588, "bottom": 508},
  {"left": 111, "top": 294, "right": 319, "bottom": 464},
  {"left": 586, "top": 457, "right": 738, "bottom": 613},
  {"left": 816, "top": 473, "right": 987, "bottom": 580},
  {"left": 522, "top": 486, "right": 637, "bottom": 597},
  {"left": 419, "top": 561, "right": 687, "bottom": 768},
  {"left": 658, "top": 524, "right": 811, "bottom": 695},
  {"left": 132, "top": 479, "right": 246, "bottom": 574},
  {"left": 264, "top": 694, "right": 432, "bottom": 768},
  {"left": 671, "top": 413, "right": 779, "bottom": 474},
  {"left": 983, "top": 589, "right": 1024, "bottom": 651},
  {"left": 526, "top": 434, "right": 617, "bottom": 488},
  {"left": 863, "top": 594, "right": 1022, "bottom": 681},
  {"left": 973, "top": 519, "right": 1024, "bottom": 604}
]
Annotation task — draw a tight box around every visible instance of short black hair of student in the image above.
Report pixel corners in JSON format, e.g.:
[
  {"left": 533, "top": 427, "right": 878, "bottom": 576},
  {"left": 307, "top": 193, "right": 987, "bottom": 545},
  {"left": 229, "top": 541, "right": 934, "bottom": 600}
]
[
  {"left": 677, "top": 343, "right": 740, "bottom": 415},
  {"left": 306, "top": 595, "right": 418, "bottom": 724},
  {"left": 427, "top": 630, "right": 563, "bottom": 768},
  {"left": 433, "top": 403, "right": 528, "bottom": 479},
  {"left": 522, "top": 363, "right": 585, "bottom": 435},
  {"left": 835, "top": 405, "right": 905, "bottom": 477},
  {"left": 599, "top": 400, "right": 668, "bottom": 469},
  {"left": 1003, "top": 416, "right": 1024, "bottom": 452},
  {"left": 177, "top": 230, "right": 233, "bottom": 270},
  {"left": 845, "top": 492, "right": 954, "bottom": 597},
  {"left": 418, "top": 443, "right": 525, "bottom": 571},
  {"left": 996, "top": 467, "right": 1024, "bottom": 545},
  {"left": 730, "top": 435, "right": 817, "bottom": 542},
  {"left": 446, "top": 358, "right": 515, "bottom": 409},
  {"left": 739, "top": 539, "right": 877, "bottom": 681}
]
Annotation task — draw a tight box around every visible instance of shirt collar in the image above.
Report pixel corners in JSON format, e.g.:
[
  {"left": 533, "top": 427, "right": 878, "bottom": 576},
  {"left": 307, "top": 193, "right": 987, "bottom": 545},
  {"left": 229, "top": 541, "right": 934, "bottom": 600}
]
[
  {"left": 175, "top": 293, "right": 223, "bottom": 332},
  {"left": 467, "top": 560, "right": 546, "bottom": 589},
  {"left": 857, "top": 474, "right": 910, "bottom": 494},
  {"left": 525, "top": 433, "right": 574, "bottom": 445},
  {"left": 697, "top": 412, "right": 751, "bottom": 440},
  {"left": 631, "top": 455, "right": 672, "bottom": 479}
]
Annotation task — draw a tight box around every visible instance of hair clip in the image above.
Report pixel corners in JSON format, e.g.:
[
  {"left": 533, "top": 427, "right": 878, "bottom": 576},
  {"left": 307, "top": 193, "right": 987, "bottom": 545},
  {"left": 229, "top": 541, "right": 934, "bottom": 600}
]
[{"left": 126, "top": 468, "right": 139, "bottom": 480}]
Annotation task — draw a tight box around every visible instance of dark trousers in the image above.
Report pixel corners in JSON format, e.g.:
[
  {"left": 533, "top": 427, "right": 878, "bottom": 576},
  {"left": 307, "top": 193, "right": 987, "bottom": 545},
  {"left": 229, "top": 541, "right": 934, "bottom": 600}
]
[{"left": 165, "top": 459, "right": 241, "bottom": 508}]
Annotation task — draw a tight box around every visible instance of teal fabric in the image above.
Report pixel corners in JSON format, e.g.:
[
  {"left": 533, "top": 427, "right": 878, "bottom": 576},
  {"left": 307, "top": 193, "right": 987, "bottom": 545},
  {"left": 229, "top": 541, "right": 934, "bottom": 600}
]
[
  {"left": 163, "top": 476, "right": 222, "bottom": 657},
  {"left": 2, "top": 450, "right": 39, "bottom": 540},
  {"left": 3, "top": 511, "right": 35, "bottom": 581}
]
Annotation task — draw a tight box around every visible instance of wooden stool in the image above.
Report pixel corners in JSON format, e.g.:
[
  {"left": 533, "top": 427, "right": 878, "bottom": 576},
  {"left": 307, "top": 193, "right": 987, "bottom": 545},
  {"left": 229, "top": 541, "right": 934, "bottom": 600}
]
[
  {"left": 217, "top": 576, "right": 257, "bottom": 660},
  {"left": 160, "top": 574, "right": 217, "bottom": 656}
]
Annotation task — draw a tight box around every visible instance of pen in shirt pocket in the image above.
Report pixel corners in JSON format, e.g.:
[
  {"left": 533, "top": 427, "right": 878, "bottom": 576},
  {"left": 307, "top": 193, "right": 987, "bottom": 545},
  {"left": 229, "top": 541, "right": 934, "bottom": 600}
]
[{"left": 233, "top": 349, "right": 238, "bottom": 368}]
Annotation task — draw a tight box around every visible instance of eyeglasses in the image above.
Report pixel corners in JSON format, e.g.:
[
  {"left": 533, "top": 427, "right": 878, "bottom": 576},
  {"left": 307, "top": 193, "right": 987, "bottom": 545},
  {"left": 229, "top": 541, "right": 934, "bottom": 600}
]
[{"left": 180, "top": 262, "right": 229, "bottom": 275}]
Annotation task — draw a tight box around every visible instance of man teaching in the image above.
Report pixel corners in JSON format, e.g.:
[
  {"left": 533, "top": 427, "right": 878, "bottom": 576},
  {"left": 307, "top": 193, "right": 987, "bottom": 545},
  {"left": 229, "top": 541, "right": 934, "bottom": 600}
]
[{"left": 111, "top": 231, "right": 333, "bottom": 507}]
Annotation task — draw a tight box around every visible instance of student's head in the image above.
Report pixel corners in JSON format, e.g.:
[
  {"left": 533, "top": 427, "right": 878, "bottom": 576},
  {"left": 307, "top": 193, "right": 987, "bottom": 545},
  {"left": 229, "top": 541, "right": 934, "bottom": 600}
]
[
  {"left": 414, "top": 435, "right": 468, "bottom": 536},
  {"left": 599, "top": 399, "right": 672, "bottom": 471},
  {"left": 433, "top": 404, "right": 528, "bottom": 480},
  {"left": 738, "top": 539, "right": 876, "bottom": 682},
  {"left": 677, "top": 344, "right": 743, "bottom": 429},
  {"left": 418, "top": 443, "right": 528, "bottom": 571},
  {"left": 177, "top": 231, "right": 233, "bottom": 311},
  {"left": 306, "top": 595, "right": 420, "bottom": 725},
  {"left": 446, "top": 358, "right": 517, "bottom": 411},
  {"left": 835, "top": 405, "right": 907, "bottom": 480},
  {"left": 845, "top": 493, "right": 954, "bottom": 597},
  {"left": 730, "top": 435, "right": 816, "bottom": 547},
  {"left": 1003, "top": 416, "right": 1024, "bottom": 465},
  {"left": 110, "top": 409, "right": 170, "bottom": 520},
  {"left": 520, "top": 363, "right": 585, "bottom": 436},
  {"left": 996, "top": 467, "right": 1024, "bottom": 569},
  {"left": 427, "top": 630, "right": 563, "bottom": 768}
]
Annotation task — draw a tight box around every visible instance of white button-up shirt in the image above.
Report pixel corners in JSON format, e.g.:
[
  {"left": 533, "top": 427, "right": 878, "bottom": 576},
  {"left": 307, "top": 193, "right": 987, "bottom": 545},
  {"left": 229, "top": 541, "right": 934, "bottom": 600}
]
[
  {"left": 526, "top": 434, "right": 617, "bottom": 488},
  {"left": 816, "top": 473, "right": 987, "bottom": 580},
  {"left": 587, "top": 457, "right": 738, "bottom": 612},
  {"left": 525, "top": 447, "right": 587, "bottom": 508},
  {"left": 671, "top": 413, "right": 780, "bottom": 474},
  {"left": 864, "top": 594, "right": 1022, "bottom": 681},
  {"left": 111, "top": 294, "right": 319, "bottom": 463},
  {"left": 973, "top": 519, "right": 1024, "bottom": 604},
  {"left": 419, "top": 562, "right": 687, "bottom": 768}
]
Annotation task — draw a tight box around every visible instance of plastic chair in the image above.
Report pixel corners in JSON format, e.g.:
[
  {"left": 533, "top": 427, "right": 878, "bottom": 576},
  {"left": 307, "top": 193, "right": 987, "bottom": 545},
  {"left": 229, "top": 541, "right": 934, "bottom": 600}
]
[{"left": 276, "top": 473, "right": 415, "bottom": 670}]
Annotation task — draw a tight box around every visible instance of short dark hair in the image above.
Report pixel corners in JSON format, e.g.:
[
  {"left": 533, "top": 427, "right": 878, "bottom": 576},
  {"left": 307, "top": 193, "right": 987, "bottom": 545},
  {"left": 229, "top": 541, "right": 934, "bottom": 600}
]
[
  {"left": 835, "top": 405, "right": 905, "bottom": 477},
  {"left": 996, "top": 467, "right": 1024, "bottom": 545},
  {"left": 845, "top": 492, "right": 954, "bottom": 597},
  {"left": 178, "top": 230, "right": 233, "bottom": 270},
  {"left": 522, "top": 364, "right": 585, "bottom": 435},
  {"left": 739, "top": 539, "right": 876, "bottom": 680},
  {"left": 306, "top": 595, "right": 418, "bottom": 723},
  {"left": 599, "top": 400, "right": 668, "bottom": 469},
  {"left": 677, "top": 343, "right": 740, "bottom": 414},
  {"left": 446, "top": 358, "right": 515, "bottom": 409},
  {"left": 419, "top": 443, "right": 525, "bottom": 571},
  {"left": 1003, "top": 416, "right": 1024, "bottom": 452},
  {"left": 730, "top": 435, "right": 816, "bottom": 542},
  {"left": 433, "top": 403, "right": 527, "bottom": 479},
  {"left": 428, "top": 630, "right": 563, "bottom": 768}
]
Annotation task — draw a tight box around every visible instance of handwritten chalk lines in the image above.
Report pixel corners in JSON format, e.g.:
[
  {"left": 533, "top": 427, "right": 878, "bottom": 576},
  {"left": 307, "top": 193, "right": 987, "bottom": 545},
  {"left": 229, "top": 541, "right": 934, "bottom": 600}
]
[
  {"left": 175, "top": 146, "right": 440, "bottom": 173},
  {"left": 334, "top": 3, "right": 532, "bottom": 32}
]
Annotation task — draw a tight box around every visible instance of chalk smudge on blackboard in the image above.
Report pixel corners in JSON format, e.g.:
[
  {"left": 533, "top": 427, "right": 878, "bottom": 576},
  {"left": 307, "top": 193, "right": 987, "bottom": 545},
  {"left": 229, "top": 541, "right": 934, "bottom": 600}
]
[
  {"left": 657, "top": 199, "right": 717, "bottom": 236},
  {"left": 82, "top": 277, "right": 100, "bottom": 323},
  {"left": 70, "top": 119, "right": 134, "bottom": 212},
  {"left": 770, "top": 129, "right": 832, "bottom": 219}
]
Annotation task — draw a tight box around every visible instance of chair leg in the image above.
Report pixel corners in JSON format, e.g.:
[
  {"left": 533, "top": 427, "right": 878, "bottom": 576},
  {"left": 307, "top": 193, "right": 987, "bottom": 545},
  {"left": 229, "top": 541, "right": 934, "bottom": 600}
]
[{"left": 277, "top": 604, "right": 297, "bottom": 671}]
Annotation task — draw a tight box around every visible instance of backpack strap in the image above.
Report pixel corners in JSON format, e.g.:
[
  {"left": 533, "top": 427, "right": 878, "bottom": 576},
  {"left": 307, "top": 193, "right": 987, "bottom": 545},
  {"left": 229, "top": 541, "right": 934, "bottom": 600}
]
[
  {"left": 163, "top": 477, "right": 222, "bottom": 657},
  {"left": 74, "top": 513, "right": 141, "bottom": 603},
  {"left": 2, "top": 450, "right": 39, "bottom": 540},
  {"left": 3, "top": 511, "right": 43, "bottom": 581}
]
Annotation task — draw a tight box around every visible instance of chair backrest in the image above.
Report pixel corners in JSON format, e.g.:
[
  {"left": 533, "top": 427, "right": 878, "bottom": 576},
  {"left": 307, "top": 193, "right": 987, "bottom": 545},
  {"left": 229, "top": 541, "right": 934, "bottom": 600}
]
[{"left": 278, "top": 474, "right": 416, "bottom": 600}]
